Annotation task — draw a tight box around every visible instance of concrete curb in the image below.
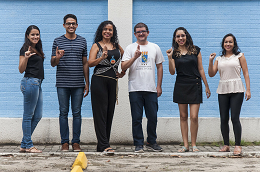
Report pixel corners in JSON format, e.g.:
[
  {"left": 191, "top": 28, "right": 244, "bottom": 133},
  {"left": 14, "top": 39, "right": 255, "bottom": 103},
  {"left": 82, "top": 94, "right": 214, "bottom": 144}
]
[{"left": 2, "top": 151, "right": 260, "bottom": 158}]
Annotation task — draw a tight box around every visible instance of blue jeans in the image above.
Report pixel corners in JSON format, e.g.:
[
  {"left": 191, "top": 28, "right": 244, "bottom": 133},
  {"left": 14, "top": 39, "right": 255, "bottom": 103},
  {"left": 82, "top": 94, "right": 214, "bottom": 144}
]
[
  {"left": 57, "top": 87, "right": 84, "bottom": 144},
  {"left": 129, "top": 91, "right": 158, "bottom": 146},
  {"left": 20, "top": 77, "right": 43, "bottom": 149}
]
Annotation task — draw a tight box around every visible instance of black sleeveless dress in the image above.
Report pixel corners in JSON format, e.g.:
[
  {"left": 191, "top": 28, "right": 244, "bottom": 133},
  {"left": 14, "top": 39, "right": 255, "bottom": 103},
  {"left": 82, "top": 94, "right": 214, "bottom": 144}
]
[{"left": 172, "top": 46, "right": 202, "bottom": 104}]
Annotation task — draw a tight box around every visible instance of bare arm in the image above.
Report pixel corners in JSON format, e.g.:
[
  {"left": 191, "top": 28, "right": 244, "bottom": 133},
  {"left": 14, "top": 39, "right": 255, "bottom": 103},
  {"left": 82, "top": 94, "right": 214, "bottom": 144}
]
[
  {"left": 156, "top": 63, "right": 163, "bottom": 97},
  {"left": 82, "top": 56, "right": 89, "bottom": 97},
  {"left": 19, "top": 46, "right": 36, "bottom": 73},
  {"left": 116, "top": 45, "right": 126, "bottom": 78},
  {"left": 166, "top": 48, "right": 175, "bottom": 75},
  {"left": 51, "top": 46, "right": 64, "bottom": 67},
  {"left": 121, "top": 45, "right": 141, "bottom": 71},
  {"left": 88, "top": 43, "right": 108, "bottom": 67},
  {"left": 208, "top": 53, "right": 218, "bottom": 77},
  {"left": 197, "top": 52, "right": 211, "bottom": 98},
  {"left": 239, "top": 53, "right": 251, "bottom": 101}
]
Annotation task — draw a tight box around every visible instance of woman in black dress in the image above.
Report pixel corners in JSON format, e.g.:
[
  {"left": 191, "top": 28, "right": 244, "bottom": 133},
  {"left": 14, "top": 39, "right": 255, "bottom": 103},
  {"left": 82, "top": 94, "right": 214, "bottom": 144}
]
[
  {"left": 166, "top": 27, "right": 210, "bottom": 152},
  {"left": 88, "top": 21, "right": 125, "bottom": 155}
]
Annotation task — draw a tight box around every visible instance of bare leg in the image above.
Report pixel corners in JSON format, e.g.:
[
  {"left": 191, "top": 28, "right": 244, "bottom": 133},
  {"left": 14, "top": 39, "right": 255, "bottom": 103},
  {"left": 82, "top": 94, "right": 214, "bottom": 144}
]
[
  {"left": 189, "top": 104, "right": 200, "bottom": 147},
  {"left": 178, "top": 104, "right": 189, "bottom": 149}
]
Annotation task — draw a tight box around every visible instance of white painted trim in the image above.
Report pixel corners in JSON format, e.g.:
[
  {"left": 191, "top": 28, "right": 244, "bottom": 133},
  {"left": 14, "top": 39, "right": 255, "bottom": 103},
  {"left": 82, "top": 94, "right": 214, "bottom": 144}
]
[{"left": 2, "top": 118, "right": 259, "bottom": 144}]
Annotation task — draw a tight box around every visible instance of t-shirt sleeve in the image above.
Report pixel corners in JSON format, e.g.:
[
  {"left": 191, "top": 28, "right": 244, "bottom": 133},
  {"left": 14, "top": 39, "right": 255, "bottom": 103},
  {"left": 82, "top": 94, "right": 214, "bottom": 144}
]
[
  {"left": 155, "top": 44, "right": 165, "bottom": 64},
  {"left": 195, "top": 46, "right": 201, "bottom": 56},
  {"left": 20, "top": 47, "right": 25, "bottom": 56},
  {"left": 122, "top": 45, "right": 132, "bottom": 62},
  {"left": 82, "top": 38, "right": 88, "bottom": 57},
  {"left": 51, "top": 39, "right": 58, "bottom": 57}
]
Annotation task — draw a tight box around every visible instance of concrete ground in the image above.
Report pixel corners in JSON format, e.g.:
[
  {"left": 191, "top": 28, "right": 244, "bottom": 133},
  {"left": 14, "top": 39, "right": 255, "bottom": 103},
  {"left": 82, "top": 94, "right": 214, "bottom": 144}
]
[{"left": 0, "top": 144, "right": 260, "bottom": 171}]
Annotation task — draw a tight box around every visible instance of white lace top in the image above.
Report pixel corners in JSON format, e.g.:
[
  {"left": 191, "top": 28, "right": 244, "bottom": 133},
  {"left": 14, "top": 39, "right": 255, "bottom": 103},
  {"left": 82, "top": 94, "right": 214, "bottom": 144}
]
[{"left": 216, "top": 53, "right": 245, "bottom": 94}]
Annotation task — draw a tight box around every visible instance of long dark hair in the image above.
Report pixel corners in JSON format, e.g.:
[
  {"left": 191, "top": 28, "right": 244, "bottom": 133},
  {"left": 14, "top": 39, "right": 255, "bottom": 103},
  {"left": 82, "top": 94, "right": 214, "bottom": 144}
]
[
  {"left": 221, "top": 33, "right": 240, "bottom": 56},
  {"left": 93, "top": 20, "right": 119, "bottom": 49},
  {"left": 23, "top": 25, "right": 44, "bottom": 58},
  {"left": 172, "top": 27, "right": 196, "bottom": 58}
]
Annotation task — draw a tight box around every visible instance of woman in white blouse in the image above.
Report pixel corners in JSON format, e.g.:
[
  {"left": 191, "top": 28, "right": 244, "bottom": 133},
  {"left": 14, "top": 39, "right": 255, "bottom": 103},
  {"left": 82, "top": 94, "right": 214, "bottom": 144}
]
[{"left": 208, "top": 33, "right": 251, "bottom": 156}]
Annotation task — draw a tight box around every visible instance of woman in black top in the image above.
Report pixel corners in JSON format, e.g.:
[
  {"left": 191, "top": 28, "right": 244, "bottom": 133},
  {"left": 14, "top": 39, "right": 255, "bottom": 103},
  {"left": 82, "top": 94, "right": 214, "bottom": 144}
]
[
  {"left": 89, "top": 21, "right": 125, "bottom": 154},
  {"left": 18, "top": 25, "right": 44, "bottom": 153},
  {"left": 166, "top": 27, "right": 210, "bottom": 152}
]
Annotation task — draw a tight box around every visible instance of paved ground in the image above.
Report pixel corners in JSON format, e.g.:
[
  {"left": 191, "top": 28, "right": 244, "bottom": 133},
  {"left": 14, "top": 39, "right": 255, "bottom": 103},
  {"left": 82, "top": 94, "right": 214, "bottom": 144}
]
[{"left": 0, "top": 144, "right": 260, "bottom": 171}]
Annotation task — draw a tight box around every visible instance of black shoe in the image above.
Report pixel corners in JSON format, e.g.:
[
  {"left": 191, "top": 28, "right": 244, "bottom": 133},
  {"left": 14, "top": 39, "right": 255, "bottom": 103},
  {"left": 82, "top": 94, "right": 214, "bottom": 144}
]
[
  {"left": 146, "top": 143, "right": 163, "bottom": 152},
  {"left": 135, "top": 145, "right": 144, "bottom": 153}
]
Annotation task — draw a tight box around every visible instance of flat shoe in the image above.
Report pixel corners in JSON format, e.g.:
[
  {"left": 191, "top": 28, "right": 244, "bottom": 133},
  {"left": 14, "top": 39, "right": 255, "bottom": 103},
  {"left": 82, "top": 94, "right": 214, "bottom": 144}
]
[
  {"left": 233, "top": 146, "right": 242, "bottom": 156},
  {"left": 19, "top": 148, "right": 26, "bottom": 153},
  {"left": 103, "top": 147, "right": 115, "bottom": 156},
  {"left": 178, "top": 146, "right": 189, "bottom": 153},
  {"left": 26, "top": 147, "right": 42, "bottom": 153},
  {"left": 192, "top": 146, "right": 200, "bottom": 152},
  {"left": 219, "top": 145, "right": 230, "bottom": 152}
]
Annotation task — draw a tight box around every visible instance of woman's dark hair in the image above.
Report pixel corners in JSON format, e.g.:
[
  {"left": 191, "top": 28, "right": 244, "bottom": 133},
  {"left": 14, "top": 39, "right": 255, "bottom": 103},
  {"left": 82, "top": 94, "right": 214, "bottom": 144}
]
[
  {"left": 23, "top": 25, "right": 44, "bottom": 58},
  {"left": 172, "top": 27, "right": 196, "bottom": 58},
  {"left": 221, "top": 33, "right": 240, "bottom": 56},
  {"left": 93, "top": 20, "right": 119, "bottom": 48}
]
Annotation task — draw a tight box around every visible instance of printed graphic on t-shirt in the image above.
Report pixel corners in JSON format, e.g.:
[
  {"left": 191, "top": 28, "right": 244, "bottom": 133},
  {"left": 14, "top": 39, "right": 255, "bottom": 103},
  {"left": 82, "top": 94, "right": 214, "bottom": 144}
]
[{"left": 136, "top": 51, "right": 152, "bottom": 70}]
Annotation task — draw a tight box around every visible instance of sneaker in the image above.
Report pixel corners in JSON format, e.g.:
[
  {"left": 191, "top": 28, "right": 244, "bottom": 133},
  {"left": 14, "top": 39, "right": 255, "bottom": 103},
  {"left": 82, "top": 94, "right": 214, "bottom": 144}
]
[
  {"left": 135, "top": 145, "right": 144, "bottom": 153},
  {"left": 61, "top": 143, "right": 69, "bottom": 152},
  {"left": 72, "top": 143, "right": 82, "bottom": 152},
  {"left": 146, "top": 143, "right": 163, "bottom": 152}
]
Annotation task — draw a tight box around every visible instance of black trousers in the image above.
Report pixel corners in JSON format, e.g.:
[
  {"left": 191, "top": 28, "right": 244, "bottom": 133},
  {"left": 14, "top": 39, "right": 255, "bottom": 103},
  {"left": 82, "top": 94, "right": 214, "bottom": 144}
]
[
  {"left": 218, "top": 93, "right": 244, "bottom": 146},
  {"left": 91, "top": 75, "right": 117, "bottom": 152}
]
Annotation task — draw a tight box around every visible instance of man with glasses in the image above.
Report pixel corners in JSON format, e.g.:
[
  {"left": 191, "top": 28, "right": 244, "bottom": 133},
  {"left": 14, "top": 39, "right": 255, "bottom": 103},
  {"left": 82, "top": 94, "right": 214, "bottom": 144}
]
[
  {"left": 51, "top": 14, "right": 89, "bottom": 152},
  {"left": 121, "top": 22, "right": 164, "bottom": 153}
]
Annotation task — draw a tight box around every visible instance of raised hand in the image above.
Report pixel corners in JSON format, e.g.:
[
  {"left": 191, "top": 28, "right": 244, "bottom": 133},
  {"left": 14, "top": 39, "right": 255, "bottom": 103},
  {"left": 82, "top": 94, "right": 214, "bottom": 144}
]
[
  {"left": 166, "top": 48, "right": 173, "bottom": 58},
  {"left": 134, "top": 45, "right": 141, "bottom": 59},
  {"left": 24, "top": 46, "right": 36, "bottom": 59},
  {"left": 209, "top": 53, "right": 216, "bottom": 60},
  {"left": 56, "top": 46, "right": 65, "bottom": 59},
  {"left": 102, "top": 45, "right": 108, "bottom": 59}
]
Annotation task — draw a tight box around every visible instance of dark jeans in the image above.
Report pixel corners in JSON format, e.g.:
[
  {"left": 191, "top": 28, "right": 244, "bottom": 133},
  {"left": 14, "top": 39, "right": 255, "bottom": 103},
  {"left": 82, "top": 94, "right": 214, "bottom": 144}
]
[
  {"left": 218, "top": 92, "right": 244, "bottom": 146},
  {"left": 57, "top": 87, "right": 84, "bottom": 144},
  {"left": 129, "top": 91, "right": 158, "bottom": 146}
]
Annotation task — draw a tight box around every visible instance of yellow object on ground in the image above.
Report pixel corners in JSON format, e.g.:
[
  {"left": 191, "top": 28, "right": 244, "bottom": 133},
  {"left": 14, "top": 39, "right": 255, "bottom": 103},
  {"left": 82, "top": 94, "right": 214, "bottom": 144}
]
[
  {"left": 71, "top": 165, "right": 83, "bottom": 172},
  {"left": 71, "top": 152, "right": 88, "bottom": 169}
]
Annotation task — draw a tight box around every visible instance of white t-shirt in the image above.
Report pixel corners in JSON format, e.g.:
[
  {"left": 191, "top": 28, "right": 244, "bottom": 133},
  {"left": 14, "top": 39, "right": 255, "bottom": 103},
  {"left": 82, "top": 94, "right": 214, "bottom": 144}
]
[
  {"left": 216, "top": 53, "right": 245, "bottom": 94},
  {"left": 122, "top": 42, "right": 165, "bottom": 92}
]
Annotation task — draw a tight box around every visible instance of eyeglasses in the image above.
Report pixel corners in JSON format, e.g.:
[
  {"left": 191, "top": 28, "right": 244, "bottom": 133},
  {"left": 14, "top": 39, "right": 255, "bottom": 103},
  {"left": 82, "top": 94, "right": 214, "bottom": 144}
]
[
  {"left": 175, "top": 34, "right": 186, "bottom": 38},
  {"left": 135, "top": 30, "right": 148, "bottom": 34},
  {"left": 65, "top": 22, "right": 77, "bottom": 26}
]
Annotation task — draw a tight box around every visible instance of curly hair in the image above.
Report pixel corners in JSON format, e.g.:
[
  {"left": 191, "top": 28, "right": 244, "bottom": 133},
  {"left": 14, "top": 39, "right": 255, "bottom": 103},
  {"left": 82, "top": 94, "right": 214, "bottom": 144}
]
[
  {"left": 221, "top": 33, "right": 240, "bottom": 56},
  {"left": 22, "top": 25, "right": 44, "bottom": 58},
  {"left": 93, "top": 20, "right": 119, "bottom": 49},
  {"left": 172, "top": 27, "right": 196, "bottom": 58}
]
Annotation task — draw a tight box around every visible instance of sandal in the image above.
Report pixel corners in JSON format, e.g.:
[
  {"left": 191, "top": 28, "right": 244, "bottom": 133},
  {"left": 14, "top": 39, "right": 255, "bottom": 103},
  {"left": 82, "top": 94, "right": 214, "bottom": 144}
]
[
  {"left": 219, "top": 145, "right": 230, "bottom": 152},
  {"left": 178, "top": 146, "right": 189, "bottom": 153},
  {"left": 192, "top": 146, "right": 200, "bottom": 152},
  {"left": 26, "top": 147, "right": 42, "bottom": 153},
  {"left": 19, "top": 148, "right": 26, "bottom": 153},
  {"left": 233, "top": 146, "right": 242, "bottom": 156},
  {"left": 103, "top": 147, "right": 115, "bottom": 156}
]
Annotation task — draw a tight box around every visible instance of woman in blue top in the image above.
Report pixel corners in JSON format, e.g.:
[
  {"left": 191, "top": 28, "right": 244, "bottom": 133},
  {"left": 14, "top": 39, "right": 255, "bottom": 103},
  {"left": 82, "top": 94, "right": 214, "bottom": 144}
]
[
  {"left": 167, "top": 27, "right": 210, "bottom": 153},
  {"left": 89, "top": 21, "right": 125, "bottom": 155},
  {"left": 18, "top": 25, "right": 44, "bottom": 153}
]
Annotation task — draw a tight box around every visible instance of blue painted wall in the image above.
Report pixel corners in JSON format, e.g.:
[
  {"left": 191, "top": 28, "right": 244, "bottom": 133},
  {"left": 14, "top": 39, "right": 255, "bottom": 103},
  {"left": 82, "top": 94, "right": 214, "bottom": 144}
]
[
  {"left": 0, "top": 0, "right": 107, "bottom": 117},
  {"left": 133, "top": 0, "right": 260, "bottom": 117}
]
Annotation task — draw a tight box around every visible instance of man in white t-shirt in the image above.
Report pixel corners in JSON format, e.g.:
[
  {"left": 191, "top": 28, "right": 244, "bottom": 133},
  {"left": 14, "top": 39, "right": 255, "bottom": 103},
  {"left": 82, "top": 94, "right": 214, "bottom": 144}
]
[{"left": 121, "top": 23, "right": 164, "bottom": 153}]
